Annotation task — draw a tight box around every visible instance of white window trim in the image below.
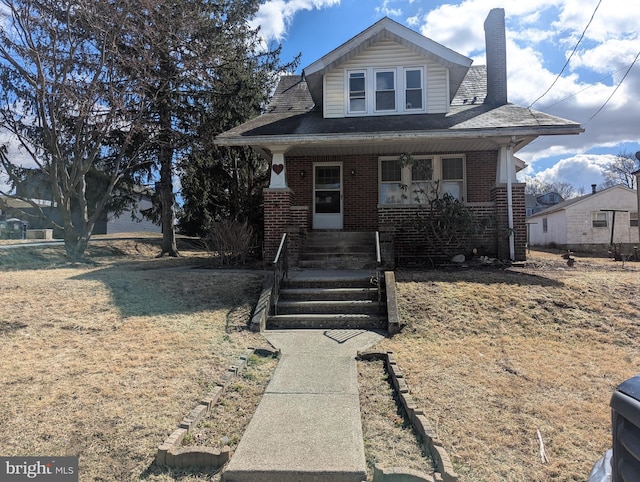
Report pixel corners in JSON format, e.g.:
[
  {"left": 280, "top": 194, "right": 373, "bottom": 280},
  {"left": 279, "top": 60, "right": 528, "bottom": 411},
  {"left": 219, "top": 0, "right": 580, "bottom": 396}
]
[
  {"left": 347, "top": 70, "right": 367, "bottom": 115},
  {"left": 374, "top": 69, "right": 397, "bottom": 113},
  {"left": 345, "top": 66, "right": 427, "bottom": 116},
  {"left": 378, "top": 154, "right": 466, "bottom": 205},
  {"left": 403, "top": 67, "right": 425, "bottom": 111}
]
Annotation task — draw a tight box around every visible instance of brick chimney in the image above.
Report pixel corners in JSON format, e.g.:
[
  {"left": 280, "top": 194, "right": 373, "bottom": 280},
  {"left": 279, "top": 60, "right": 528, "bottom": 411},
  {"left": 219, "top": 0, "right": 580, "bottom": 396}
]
[{"left": 484, "top": 8, "right": 507, "bottom": 105}]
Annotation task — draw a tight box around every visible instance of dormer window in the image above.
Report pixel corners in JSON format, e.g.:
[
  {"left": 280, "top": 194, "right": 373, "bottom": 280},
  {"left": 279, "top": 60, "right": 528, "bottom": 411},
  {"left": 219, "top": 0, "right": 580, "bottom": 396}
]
[
  {"left": 346, "top": 66, "right": 426, "bottom": 116},
  {"left": 348, "top": 71, "right": 366, "bottom": 113},
  {"left": 405, "top": 68, "right": 423, "bottom": 110},
  {"left": 375, "top": 70, "right": 396, "bottom": 112}
]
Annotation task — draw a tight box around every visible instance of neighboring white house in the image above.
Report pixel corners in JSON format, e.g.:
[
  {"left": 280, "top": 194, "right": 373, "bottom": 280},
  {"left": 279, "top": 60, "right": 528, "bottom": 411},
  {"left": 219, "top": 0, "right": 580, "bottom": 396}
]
[
  {"left": 106, "top": 194, "right": 161, "bottom": 235},
  {"left": 527, "top": 185, "right": 639, "bottom": 252}
]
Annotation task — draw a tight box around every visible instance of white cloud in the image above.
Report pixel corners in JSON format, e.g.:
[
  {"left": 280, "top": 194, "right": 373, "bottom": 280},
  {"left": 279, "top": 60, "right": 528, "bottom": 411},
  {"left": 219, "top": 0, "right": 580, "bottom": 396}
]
[
  {"left": 519, "top": 154, "right": 612, "bottom": 191},
  {"left": 375, "top": 0, "right": 403, "bottom": 17},
  {"left": 250, "top": 0, "right": 340, "bottom": 42},
  {"left": 415, "top": 0, "right": 640, "bottom": 176}
]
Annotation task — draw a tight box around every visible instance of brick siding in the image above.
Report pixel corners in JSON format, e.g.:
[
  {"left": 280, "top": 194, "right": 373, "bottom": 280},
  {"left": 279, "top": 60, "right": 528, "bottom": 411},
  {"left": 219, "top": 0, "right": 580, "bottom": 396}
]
[{"left": 264, "top": 152, "right": 526, "bottom": 264}]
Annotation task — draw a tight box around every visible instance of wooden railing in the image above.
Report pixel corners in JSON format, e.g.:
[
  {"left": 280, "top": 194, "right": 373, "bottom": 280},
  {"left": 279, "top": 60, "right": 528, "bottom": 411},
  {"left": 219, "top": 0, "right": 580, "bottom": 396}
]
[{"left": 272, "top": 233, "right": 288, "bottom": 316}]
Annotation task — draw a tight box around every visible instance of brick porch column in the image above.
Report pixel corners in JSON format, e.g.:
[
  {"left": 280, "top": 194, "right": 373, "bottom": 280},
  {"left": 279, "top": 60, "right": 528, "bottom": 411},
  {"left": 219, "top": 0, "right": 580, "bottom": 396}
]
[
  {"left": 491, "top": 184, "right": 526, "bottom": 261},
  {"left": 263, "top": 188, "right": 293, "bottom": 262}
]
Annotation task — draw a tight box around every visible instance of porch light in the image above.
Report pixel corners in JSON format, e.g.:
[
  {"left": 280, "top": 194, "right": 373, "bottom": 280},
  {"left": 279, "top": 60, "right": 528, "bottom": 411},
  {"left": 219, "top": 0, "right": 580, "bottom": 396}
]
[
  {"left": 300, "top": 170, "right": 306, "bottom": 178},
  {"left": 351, "top": 169, "right": 356, "bottom": 176}
]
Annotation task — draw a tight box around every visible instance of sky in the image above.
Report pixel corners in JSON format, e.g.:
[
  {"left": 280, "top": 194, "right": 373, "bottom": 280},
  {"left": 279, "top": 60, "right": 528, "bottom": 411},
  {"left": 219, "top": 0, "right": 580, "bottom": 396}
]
[{"left": 250, "top": 0, "right": 640, "bottom": 194}]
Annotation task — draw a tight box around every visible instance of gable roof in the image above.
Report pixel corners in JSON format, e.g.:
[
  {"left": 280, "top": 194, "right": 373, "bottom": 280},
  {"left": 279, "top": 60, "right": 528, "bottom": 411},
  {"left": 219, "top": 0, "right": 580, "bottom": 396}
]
[
  {"left": 528, "top": 185, "right": 638, "bottom": 218},
  {"left": 214, "top": 14, "right": 584, "bottom": 158},
  {"left": 302, "top": 17, "right": 473, "bottom": 108}
]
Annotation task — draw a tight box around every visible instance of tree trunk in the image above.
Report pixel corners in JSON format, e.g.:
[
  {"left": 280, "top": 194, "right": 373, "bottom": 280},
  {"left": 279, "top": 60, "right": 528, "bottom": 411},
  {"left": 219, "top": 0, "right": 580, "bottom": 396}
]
[{"left": 157, "top": 98, "right": 179, "bottom": 258}]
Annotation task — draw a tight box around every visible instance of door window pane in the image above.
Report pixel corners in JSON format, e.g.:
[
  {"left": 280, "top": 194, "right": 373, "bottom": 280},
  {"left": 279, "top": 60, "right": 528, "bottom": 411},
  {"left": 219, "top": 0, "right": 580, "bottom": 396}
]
[
  {"left": 315, "top": 191, "right": 341, "bottom": 213},
  {"left": 315, "top": 166, "right": 340, "bottom": 189}
]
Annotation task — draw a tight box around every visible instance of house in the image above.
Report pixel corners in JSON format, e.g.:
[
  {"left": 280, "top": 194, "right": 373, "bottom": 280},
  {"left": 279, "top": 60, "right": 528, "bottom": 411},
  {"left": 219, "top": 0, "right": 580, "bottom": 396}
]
[
  {"left": 1, "top": 186, "right": 160, "bottom": 238},
  {"left": 214, "top": 9, "right": 583, "bottom": 264},
  {"left": 526, "top": 192, "right": 564, "bottom": 217},
  {"left": 527, "top": 185, "right": 639, "bottom": 253}
]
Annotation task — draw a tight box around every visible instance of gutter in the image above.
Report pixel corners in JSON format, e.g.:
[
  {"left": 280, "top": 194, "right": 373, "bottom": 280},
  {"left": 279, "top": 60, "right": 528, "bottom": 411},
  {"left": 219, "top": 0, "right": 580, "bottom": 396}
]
[{"left": 213, "top": 126, "right": 584, "bottom": 147}]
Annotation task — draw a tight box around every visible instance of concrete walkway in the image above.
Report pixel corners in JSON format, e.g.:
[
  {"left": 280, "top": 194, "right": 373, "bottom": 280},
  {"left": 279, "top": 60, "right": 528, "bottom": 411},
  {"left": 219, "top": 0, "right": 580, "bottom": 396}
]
[{"left": 222, "top": 329, "right": 384, "bottom": 482}]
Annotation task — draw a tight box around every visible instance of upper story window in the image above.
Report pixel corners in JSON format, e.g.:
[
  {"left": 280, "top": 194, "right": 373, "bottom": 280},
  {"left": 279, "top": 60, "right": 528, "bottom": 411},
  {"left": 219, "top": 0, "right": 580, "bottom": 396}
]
[
  {"left": 375, "top": 70, "right": 396, "bottom": 112},
  {"left": 346, "top": 66, "right": 425, "bottom": 116},
  {"left": 348, "top": 71, "right": 366, "bottom": 113},
  {"left": 405, "top": 68, "right": 423, "bottom": 110},
  {"left": 379, "top": 155, "right": 466, "bottom": 204}
]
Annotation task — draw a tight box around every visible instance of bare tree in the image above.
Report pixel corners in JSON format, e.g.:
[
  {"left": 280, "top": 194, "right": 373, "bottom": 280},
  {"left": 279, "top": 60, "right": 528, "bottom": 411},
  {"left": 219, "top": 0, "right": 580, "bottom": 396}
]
[
  {"left": 0, "top": 0, "right": 150, "bottom": 260},
  {"left": 601, "top": 151, "right": 639, "bottom": 189},
  {"left": 525, "top": 178, "right": 580, "bottom": 199}
]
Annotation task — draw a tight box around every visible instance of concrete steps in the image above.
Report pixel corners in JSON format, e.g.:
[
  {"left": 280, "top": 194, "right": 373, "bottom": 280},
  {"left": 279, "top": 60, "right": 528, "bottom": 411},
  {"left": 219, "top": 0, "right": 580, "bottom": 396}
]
[
  {"left": 267, "top": 270, "right": 385, "bottom": 331},
  {"left": 298, "top": 232, "right": 377, "bottom": 270},
  {"left": 266, "top": 232, "right": 385, "bottom": 331}
]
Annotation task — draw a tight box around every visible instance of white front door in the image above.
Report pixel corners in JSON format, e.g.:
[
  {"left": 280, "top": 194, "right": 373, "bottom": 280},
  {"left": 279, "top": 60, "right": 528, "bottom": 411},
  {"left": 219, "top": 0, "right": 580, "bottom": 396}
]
[{"left": 313, "top": 163, "right": 343, "bottom": 230}]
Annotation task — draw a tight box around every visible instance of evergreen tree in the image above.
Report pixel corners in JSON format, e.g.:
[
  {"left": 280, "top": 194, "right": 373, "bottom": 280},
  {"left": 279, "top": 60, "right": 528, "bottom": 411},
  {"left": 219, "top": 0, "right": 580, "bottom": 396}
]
[{"left": 179, "top": 37, "right": 296, "bottom": 239}]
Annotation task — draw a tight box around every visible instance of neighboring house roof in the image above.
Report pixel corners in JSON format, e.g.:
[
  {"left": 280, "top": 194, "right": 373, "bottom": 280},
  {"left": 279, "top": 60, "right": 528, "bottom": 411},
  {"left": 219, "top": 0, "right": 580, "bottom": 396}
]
[
  {"left": 526, "top": 191, "right": 564, "bottom": 215},
  {"left": 528, "top": 185, "right": 638, "bottom": 218}
]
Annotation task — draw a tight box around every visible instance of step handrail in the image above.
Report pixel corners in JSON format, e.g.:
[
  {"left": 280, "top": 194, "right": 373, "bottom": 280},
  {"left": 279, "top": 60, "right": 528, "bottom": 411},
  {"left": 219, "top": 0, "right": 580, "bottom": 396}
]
[
  {"left": 272, "top": 232, "right": 288, "bottom": 316},
  {"left": 375, "top": 231, "right": 383, "bottom": 310}
]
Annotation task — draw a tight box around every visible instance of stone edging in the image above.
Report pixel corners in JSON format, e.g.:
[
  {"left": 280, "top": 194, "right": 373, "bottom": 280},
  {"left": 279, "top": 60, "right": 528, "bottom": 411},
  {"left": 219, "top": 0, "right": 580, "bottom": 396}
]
[
  {"left": 358, "top": 351, "right": 459, "bottom": 482},
  {"left": 155, "top": 346, "right": 279, "bottom": 469}
]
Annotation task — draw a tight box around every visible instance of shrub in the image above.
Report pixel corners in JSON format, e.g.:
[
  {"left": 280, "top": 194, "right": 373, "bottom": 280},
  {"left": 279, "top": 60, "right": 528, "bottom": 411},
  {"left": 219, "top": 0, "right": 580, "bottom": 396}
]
[{"left": 205, "top": 219, "right": 256, "bottom": 266}]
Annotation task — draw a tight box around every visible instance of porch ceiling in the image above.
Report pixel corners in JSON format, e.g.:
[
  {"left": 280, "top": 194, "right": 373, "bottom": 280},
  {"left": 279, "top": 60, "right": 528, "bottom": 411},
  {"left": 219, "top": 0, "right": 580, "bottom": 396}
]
[{"left": 278, "top": 135, "right": 531, "bottom": 157}]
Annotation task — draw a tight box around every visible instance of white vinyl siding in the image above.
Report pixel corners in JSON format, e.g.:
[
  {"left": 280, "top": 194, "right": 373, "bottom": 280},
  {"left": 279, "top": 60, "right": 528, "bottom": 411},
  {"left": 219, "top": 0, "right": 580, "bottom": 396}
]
[
  {"left": 427, "top": 65, "right": 448, "bottom": 112},
  {"left": 324, "top": 40, "right": 449, "bottom": 118},
  {"left": 527, "top": 186, "right": 639, "bottom": 247}
]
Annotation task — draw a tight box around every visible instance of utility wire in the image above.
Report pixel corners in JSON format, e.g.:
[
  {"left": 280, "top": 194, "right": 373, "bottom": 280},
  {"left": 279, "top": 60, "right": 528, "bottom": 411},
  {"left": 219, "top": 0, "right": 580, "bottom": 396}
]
[
  {"left": 587, "top": 49, "right": 640, "bottom": 122},
  {"left": 535, "top": 63, "right": 632, "bottom": 110},
  {"left": 528, "top": 0, "right": 602, "bottom": 109}
]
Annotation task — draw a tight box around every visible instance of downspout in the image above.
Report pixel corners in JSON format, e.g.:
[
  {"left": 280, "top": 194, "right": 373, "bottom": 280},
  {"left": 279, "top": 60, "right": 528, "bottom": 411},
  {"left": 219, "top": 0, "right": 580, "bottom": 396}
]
[{"left": 506, "top": 143, "right": 515, "bottom": 261}]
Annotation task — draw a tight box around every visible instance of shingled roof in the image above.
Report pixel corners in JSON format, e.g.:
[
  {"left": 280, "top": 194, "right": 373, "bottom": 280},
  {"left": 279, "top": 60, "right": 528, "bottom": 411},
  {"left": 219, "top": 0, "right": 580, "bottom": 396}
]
[{"left": 215, "top": 67, "right": 582, "bottom": 145}]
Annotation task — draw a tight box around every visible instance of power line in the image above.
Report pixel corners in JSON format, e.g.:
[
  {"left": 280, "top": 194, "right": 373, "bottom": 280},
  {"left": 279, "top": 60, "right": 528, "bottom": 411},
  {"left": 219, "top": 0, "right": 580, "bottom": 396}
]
[
  {"left": 587, "top": 49, "right": 640, "bottom": 122},
  {"left": 528, "top": 0, "right": 602, "bottom": 109},
  {"left": 535, "top": 63, "right": 632, "bottom": 110}
]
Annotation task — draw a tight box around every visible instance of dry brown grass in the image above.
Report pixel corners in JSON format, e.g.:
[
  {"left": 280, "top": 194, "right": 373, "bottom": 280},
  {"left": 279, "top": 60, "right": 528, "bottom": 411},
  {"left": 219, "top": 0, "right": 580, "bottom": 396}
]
[
  {"left": 358, "top": 359, "right": 434, "bottom": 479},
  {"left": 378, "top": 250, "right": 640, "bottom": 482},
  {"left": 3, "top": 241, "right": 639, "bottom": 482},
  {"left": 0, "top": 239, "right": 266, "bottom": 481}
]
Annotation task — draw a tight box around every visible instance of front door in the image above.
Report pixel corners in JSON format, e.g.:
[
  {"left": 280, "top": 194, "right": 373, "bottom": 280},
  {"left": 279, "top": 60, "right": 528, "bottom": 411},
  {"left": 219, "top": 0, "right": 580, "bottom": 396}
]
[{"left": 313, "top": 163, "right": 343, "bottom": 230}]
